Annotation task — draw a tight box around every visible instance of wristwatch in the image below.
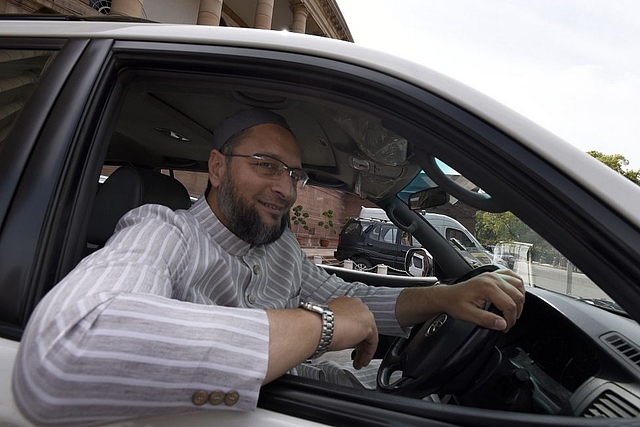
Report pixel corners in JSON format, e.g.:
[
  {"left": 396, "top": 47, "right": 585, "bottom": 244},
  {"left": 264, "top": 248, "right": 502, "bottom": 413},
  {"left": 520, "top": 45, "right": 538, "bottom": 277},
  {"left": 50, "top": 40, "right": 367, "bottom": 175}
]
[{"left": 299, "top": 301, "right": 334, "bottom": 359}]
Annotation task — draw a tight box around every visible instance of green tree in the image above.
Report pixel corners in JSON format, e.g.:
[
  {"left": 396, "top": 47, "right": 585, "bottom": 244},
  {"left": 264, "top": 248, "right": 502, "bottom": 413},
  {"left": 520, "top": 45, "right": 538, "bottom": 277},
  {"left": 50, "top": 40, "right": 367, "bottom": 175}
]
[
  {"left": 290, "top": 205, "right": 310, "bottom": 234},
  {"left": 476, "top": 150, "right": 639, "bottom": 264},
  {"left": 317, "top": 209, "right": 336, "bottom": 237},
  {"left": 587, "top": 151, "right": 640, "bottom": 185},
  {"left": 476, "top": 211, "right": 558, "bottom": 264}
]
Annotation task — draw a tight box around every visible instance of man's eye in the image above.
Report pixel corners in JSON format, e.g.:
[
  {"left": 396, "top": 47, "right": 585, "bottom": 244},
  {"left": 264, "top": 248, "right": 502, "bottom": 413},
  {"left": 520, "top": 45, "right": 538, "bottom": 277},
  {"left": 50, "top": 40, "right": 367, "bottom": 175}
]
[{"left": 256, "top": 161, "right": 278, "bottom": 170}]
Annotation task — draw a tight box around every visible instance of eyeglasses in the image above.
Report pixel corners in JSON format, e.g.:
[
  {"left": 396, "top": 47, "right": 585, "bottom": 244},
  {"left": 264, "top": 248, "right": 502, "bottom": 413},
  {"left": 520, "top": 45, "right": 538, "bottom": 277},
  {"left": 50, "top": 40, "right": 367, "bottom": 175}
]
[{"left": 225, "top": 153, "right": 309, "bottom": 189}]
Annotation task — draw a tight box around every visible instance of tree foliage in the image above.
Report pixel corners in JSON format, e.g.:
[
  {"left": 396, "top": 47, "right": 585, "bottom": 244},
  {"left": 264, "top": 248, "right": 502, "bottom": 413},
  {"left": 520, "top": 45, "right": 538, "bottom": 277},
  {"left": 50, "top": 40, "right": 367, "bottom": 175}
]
[
  {"left": 475, "top": 211, "right": 558, "bottom": 263},
  {"left": 475, "top": 150, "right": 638, "bottom": 265},
  {"left": 587, "top": 151, "right": 640, "bottom": 185}
]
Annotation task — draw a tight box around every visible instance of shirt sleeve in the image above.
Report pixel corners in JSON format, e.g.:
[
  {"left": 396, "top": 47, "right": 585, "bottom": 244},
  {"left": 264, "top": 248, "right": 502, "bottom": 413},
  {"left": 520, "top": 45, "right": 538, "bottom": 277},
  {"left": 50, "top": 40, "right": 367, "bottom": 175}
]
[
  {"left": 12, "top": 204, "right": 270, "bottom": 426},
  {"left": 297, "top": 252, "right": 409, "bottom": 337}
]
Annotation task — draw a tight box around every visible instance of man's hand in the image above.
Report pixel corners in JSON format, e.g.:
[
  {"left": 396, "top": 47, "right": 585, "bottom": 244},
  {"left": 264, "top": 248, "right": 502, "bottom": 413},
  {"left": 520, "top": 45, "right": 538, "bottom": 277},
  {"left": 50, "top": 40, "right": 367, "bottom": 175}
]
[
  {"left": 328, "top": 296, "right": 378, "bottom": 369},
  {"left": 396, "top": 269, "right": 525, "bottom": 331},
  {"left": 264, "top": 296, "right": 378, "bottom": 383},
  {"left": 442, "top": 269, "right": 525, "bottom": 331}
]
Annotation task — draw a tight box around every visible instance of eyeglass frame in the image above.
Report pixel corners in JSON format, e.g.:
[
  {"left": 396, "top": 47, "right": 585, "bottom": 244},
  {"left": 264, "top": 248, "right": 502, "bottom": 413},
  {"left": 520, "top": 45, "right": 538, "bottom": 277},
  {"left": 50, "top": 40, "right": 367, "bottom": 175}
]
[{"left": 223, "top": 153, "right": 309, "bottom": 189}]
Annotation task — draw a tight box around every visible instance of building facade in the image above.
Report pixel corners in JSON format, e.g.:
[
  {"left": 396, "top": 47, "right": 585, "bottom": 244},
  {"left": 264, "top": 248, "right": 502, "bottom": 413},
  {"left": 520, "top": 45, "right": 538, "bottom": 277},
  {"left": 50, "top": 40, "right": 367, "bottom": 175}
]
[{"left": 0, "top": 0, "right": 353, "bottom": 41}]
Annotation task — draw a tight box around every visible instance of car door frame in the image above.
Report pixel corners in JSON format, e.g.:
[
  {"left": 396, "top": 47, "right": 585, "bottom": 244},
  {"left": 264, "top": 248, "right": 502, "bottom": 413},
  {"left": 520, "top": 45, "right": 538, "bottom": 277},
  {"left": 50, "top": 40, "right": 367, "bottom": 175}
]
[{"left": 0, "top": 37, "right": 116, "bottom": 337}]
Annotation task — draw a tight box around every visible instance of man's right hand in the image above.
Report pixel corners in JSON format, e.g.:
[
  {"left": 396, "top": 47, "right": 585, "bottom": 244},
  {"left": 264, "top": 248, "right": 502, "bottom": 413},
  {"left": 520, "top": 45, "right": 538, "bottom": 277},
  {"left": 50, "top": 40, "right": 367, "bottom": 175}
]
[
  {"left": 328, "top": 296, "right": 378, "bottom": 369},
  {"left": 264, "top": 297, "right": 378, "bottom": 383}
]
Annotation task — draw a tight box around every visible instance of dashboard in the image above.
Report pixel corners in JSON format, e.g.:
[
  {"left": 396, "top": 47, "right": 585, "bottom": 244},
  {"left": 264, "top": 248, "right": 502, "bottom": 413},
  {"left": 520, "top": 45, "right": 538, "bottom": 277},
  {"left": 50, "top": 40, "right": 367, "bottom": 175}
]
[{"left": 328, "top": 265, "right": 640, "bottom": 417}]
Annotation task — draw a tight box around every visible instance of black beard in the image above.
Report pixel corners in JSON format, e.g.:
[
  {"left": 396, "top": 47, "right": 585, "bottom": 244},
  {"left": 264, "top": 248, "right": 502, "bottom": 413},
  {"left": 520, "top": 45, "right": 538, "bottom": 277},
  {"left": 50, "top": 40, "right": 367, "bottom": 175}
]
[{"left": 218, "top": 173, "right": 288, "bottom": 246}]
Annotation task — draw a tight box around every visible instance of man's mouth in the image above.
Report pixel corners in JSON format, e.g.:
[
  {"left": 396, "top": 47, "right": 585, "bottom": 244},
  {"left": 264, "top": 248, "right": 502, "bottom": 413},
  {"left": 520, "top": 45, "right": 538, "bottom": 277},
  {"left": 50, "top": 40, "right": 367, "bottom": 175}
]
[{"left": 260, "top": 201, "right": 286, "bottom": 215}]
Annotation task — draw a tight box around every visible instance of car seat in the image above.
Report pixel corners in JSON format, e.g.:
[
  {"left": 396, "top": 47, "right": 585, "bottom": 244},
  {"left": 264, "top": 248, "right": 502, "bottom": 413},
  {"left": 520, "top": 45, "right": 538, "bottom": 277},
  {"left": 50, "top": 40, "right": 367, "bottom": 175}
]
[{"left": 86, "top": 165, "right": 192, "bottom": 252}]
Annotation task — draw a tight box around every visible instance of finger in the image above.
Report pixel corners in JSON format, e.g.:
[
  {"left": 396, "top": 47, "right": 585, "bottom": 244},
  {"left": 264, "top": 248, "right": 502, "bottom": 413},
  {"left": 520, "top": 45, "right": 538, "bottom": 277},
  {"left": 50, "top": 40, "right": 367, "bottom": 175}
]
[
  {"left": 465, "top": 305, "right": 508, "bottom": 331},
  {"left": 476, "top": 283, "right": 519, "bottom": 330},
  {"left": 495, "top": 270, "right": 526, "bottom": 295},
  {"left": 352, "top": 332, "right": 378, "bottom": 370},
  {"left": 494, "top": 272, "right": 526, "bottom": 318}
]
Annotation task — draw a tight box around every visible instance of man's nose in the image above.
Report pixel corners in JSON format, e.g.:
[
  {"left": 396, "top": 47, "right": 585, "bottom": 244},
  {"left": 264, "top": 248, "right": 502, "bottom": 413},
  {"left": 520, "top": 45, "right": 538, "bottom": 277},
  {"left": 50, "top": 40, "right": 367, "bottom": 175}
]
[{"left": 270, "top": 172, "right": 296, "bottom": 199}]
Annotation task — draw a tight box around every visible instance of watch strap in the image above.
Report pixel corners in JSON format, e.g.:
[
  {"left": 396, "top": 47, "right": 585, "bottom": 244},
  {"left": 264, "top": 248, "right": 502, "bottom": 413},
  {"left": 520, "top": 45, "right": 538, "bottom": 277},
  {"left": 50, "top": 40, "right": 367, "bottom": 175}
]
[{"left": 299, "top": 301, "right": 334, "bottom": 359}]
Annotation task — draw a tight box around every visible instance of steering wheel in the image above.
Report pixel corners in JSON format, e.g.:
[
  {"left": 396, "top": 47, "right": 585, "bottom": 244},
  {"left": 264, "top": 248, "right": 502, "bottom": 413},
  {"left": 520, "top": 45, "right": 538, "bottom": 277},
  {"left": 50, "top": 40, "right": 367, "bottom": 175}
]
[{"left": 377, "top": 265, "right": 503, "bottom": 398}]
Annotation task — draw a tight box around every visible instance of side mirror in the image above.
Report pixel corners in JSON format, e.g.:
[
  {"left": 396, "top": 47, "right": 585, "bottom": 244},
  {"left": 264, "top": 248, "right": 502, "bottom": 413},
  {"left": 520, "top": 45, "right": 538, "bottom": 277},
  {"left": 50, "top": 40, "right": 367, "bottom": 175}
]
[
  {"left": 408, "top": 188, "right": 449, "bottom": 210},
  {"left": 404, "top": 248, "right": 434, "bottom": 277}
]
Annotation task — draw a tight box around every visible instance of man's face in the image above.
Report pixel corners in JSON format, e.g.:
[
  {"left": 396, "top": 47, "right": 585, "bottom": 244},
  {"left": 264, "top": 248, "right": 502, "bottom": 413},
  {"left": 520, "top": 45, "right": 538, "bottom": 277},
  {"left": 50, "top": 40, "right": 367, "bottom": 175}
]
[{"left": 208, "top": 124, "right": 301, "bottom": 246}]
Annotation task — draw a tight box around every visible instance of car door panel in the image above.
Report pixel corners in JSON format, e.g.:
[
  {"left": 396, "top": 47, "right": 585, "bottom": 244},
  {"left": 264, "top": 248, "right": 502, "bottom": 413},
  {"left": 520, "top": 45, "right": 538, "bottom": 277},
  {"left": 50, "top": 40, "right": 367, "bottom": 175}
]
[{"left": 0, "top": 38, "right": 113, "bottom": 336}]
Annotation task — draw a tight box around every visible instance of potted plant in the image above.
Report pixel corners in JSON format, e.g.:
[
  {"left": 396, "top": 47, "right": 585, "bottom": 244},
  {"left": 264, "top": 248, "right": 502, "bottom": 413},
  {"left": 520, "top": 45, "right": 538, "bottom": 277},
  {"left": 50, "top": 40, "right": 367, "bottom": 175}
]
[
  {"left": 317, "top": 209, "right": 336, "bottom": 247},
  {"left": 291, "top": 205, "right": 310, "bottom": 244}
]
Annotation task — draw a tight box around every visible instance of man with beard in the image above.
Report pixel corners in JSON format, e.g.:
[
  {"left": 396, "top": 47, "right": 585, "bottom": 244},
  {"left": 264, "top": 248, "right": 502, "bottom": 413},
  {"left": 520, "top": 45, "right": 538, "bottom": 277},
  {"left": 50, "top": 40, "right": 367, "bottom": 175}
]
[{"left": 13, "top": 109, "right": 525, "bottom": 426}]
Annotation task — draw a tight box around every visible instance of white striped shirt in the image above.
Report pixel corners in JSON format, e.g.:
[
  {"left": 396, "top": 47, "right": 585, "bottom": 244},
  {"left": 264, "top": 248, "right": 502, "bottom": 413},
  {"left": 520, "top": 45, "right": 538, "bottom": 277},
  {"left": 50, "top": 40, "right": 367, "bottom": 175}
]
[{"left": 12, "top": 197, "right": 405, "bottom": 425}]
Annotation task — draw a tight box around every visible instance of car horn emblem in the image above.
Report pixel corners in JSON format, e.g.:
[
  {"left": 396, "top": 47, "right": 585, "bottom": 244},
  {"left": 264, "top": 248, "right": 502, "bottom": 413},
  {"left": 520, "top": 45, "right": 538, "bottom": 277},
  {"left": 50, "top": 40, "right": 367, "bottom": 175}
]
[{"left": 425, "top": 313, "right": 448, "bottom": 336}]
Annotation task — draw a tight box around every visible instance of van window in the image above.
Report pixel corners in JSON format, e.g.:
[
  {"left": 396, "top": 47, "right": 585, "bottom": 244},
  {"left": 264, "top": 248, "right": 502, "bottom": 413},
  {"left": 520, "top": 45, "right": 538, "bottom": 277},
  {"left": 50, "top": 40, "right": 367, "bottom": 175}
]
[{"left": 447, "top": 228, "right": 475, "bottom": 249}]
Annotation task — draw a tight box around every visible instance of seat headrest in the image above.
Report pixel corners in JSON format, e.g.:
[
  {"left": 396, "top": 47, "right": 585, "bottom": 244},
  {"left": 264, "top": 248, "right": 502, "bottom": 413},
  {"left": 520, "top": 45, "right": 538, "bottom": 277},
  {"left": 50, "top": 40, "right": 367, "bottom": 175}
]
[{"left": 87, "top": 166, "right": 192, "bottom": 246}]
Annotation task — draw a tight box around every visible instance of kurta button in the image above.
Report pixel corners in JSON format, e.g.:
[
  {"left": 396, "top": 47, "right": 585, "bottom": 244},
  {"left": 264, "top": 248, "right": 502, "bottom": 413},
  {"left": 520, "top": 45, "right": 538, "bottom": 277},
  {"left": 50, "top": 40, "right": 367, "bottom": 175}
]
[
  {"left": 253, "top": 265, "right": 260, "bottom": 274},
  {"left": 224, "top": 390, "right": 239, "bottom": 406},
  {"left": 248, "top": 294, "right": 256, "bottom": 304},
  {"left": 191, "top": 390, "right": 209, "bottom": 406},
  {"left": 209, "top": 390, "right": 225, "bottom": 405}
]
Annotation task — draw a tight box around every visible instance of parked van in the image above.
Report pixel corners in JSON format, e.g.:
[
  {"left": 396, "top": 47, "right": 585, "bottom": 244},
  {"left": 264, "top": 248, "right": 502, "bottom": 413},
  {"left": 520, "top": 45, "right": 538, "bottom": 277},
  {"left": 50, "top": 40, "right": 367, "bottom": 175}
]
[{"left": 334, "top": 207, "right": 493, "bottom": 271}]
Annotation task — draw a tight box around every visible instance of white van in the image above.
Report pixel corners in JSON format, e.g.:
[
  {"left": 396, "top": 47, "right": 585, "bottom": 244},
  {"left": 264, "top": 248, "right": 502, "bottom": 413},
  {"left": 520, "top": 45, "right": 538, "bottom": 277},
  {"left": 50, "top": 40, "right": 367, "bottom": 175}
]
[{"left": 358, "top": 207, "right": 493, "bottom": 266}]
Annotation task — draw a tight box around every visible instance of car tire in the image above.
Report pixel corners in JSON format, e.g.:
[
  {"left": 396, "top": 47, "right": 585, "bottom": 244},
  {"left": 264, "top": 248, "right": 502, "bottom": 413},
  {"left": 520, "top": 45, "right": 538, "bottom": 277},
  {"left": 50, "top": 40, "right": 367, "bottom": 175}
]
[{"left": 352, "top": 257, "right": 373, "bottom": 271}]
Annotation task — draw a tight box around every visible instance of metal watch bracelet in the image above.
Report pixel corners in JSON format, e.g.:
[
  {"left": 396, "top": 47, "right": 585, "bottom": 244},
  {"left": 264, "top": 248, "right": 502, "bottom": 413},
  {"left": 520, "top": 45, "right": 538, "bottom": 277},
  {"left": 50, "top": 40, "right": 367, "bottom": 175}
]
[{"left": 299, "top": 301, "right": 334, "bottom": 359}]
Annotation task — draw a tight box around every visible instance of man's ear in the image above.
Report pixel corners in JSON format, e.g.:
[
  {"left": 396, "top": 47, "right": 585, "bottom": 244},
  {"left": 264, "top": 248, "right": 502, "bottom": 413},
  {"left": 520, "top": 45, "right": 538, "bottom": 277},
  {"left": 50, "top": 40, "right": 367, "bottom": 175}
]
[{"left": 208, "top": 149, "right": 226, "bottom": 188}]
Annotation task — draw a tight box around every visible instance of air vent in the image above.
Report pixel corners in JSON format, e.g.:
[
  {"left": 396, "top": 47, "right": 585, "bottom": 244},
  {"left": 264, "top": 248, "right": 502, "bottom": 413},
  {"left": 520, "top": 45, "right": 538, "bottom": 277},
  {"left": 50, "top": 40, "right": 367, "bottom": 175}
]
[
  {"left": 601, "top": 332, "right": 640, "bottom": 370},
  {"left": 583, "top": 390, "right": 640, "bottom": 418}
]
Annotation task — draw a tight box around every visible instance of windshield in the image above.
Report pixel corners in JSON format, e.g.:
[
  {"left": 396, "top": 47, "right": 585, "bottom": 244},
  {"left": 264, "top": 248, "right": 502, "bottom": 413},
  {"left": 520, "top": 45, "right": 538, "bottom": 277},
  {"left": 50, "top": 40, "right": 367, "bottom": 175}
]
[{"left": 401, "top": 168, "right": 616, "bottom": 309}]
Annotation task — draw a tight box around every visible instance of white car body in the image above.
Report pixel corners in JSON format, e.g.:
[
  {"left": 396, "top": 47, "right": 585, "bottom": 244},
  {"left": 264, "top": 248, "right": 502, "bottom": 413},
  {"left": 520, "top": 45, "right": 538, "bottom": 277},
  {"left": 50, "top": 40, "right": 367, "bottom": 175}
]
[{"left": 1, "top": 20, "right": 639, "bottom": 426}]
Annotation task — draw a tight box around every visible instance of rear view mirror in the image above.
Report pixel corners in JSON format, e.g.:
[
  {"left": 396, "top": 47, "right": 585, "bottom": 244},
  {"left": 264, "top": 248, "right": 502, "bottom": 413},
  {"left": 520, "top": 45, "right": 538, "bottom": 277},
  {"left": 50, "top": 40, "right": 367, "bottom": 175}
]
[
  {"left": 408, "top": 188, "right": 449, "bottom": 210},
  {"left": 404, "top": 248, "right": 434, "bottom": 277}
]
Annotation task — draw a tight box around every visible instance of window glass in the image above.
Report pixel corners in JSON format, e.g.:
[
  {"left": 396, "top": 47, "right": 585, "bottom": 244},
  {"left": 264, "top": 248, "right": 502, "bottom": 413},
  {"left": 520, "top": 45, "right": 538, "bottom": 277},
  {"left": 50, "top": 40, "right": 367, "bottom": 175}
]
[
  {"left": 408, "top": 163, "right": 612, "bottom": 303},
  {"left": 342, "top": 221, "right": 363, "bottom": 236},
  {"left": 369, "top": 225, "right": 382, "bottom": 241},
  {"left": 0, "top": 50, "right": 56, "bottom": 147},
  {"left": 381, "top": 226, "right": 396, "bottom": 244},
  {"left": 400, "top": 230, "right": 417, "bottom": 246},
  {"left": 446, "top": 228, "right": 474, "bottom": 248}
]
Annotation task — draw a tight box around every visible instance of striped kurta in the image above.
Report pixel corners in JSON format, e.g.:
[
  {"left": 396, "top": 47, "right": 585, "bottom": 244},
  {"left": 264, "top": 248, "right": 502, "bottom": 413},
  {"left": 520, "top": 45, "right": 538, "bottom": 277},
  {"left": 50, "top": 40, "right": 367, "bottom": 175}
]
[{"left": 12, "top": 197, "right": 405, "bottom": 425}]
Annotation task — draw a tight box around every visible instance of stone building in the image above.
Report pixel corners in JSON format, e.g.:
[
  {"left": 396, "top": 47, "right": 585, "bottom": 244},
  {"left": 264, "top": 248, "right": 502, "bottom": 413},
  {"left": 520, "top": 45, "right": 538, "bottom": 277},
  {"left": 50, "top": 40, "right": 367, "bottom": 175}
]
[{"left": 0, "top": 0, "right": 353, "bottom": 41}]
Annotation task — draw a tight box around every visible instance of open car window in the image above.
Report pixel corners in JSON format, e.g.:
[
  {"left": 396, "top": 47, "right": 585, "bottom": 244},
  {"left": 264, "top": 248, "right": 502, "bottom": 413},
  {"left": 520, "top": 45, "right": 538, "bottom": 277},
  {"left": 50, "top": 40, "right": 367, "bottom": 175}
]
[{"left": 90, "top": 40, "right": 624, "bottom": 313}]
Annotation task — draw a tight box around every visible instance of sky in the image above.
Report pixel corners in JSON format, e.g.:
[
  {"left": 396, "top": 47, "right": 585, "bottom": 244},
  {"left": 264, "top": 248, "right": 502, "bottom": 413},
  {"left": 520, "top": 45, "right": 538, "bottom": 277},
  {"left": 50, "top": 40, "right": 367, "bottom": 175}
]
[{"left": 336, "top": 0, "right": 640, "bottom": 169}]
